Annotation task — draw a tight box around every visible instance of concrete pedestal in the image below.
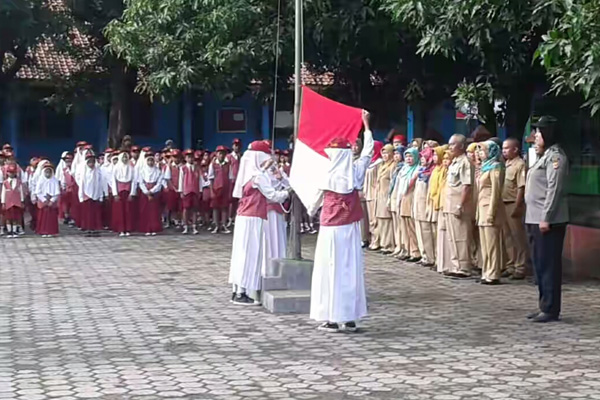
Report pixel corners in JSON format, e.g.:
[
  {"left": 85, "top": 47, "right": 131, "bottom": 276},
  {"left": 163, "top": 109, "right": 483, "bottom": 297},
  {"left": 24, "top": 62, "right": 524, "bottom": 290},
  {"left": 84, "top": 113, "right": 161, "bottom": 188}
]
[{"left": 262, "top": 259, "right": 313, "bottom": 314}]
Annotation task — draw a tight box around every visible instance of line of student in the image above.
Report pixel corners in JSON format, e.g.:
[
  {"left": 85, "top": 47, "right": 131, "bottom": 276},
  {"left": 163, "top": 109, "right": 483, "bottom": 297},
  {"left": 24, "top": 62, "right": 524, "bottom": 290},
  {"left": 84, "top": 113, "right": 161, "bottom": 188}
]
[{"left": 0, "top": 139, "right": 293, "bottom": 238}]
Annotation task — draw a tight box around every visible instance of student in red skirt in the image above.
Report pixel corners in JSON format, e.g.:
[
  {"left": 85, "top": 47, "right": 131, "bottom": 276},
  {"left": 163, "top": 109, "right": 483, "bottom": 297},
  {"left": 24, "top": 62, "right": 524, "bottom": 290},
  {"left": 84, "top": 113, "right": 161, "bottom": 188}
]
[
  {"left": 178, "top": 149, "right": 201, "bottom": 234},
  {"left": 138, "top": 153, "right": 165, "bottom": 236},
  {"left": 164, "top": 149, "right": 182, "bottom": 228},
  {"left": 227, "top": 139, "right": 243, "bottom": 227},
  {"left": 110, "top": 151, "right": 136, "bottom": 237},
  {"left": 34, "top": 163, "right": 61, "bottom": 237},
  {"left": 2, "top": 164, "right": 25, "bottom": 238},
  {"left": 199, "top": 155, "right": 212, "bottom": 228},
  {"left": 78, "top": 153, "right": 104, "bottom": 236},
  {"left": 56, "top": 152, "right": 75, "bottom": 225},
  {"left": 100, "top": 149, "right": 115, "bottom": 229},
  {"left": 208, "top": 146, "right": 233, "bottom": 234}
]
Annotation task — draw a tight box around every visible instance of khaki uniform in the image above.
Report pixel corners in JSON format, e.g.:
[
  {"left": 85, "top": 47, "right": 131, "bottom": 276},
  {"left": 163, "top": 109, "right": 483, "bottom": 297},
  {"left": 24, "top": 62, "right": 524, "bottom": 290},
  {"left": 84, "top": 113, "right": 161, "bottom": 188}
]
[
  {"left": 400, "top": 174, "right": 420, "bottom": 259},
  {"left": 389, "top": 169, "right": 403, "bottom": 255},
  {"left": 364, "top": 162, "right": 380, "bottom": 248},
  {"left": 502, "top": 157, "right": 528, "bottom": 277},
  {"left": 477, "top": 169, "right": 506, "bottom": 281},
  {"left": 443, "top": 154, "right": 474, "bottom": 275},
  {"left": 375, "top": 163, "right": 394, "bottom": 252},
  {"left": 414, "top": 179, "right": 435, "bottom": 264}
]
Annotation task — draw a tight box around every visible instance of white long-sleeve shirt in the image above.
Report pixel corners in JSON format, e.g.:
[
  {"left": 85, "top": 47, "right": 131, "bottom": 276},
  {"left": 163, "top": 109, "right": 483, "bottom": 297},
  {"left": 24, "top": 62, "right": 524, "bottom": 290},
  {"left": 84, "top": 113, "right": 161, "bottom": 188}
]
[{"left": 1, "top": 178, "right": 25, "bottom": 204}]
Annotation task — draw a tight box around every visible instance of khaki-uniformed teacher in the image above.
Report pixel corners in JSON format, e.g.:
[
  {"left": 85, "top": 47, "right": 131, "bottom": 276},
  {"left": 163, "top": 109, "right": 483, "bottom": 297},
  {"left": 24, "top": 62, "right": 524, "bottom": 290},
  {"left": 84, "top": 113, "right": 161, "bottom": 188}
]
[{"left": 524, "top": 116, "right": 569, "bottom": 323}]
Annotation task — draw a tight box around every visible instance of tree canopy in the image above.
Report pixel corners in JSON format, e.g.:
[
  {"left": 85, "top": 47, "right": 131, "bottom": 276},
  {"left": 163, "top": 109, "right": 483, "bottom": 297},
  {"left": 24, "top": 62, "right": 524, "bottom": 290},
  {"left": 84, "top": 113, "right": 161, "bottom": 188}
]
[{"left": 536, "top": 0, "right": 600, "bottom": 115}]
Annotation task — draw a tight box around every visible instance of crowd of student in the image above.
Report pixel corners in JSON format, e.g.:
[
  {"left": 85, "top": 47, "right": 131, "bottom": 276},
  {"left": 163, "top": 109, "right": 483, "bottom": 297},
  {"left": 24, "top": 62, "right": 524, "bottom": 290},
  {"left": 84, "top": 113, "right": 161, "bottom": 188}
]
[
  {"left": 0, "top": 139, "right": 293, "bottom": 238},
  {"left": 359, "top": 129, "right": 538, "bottom": 284}
]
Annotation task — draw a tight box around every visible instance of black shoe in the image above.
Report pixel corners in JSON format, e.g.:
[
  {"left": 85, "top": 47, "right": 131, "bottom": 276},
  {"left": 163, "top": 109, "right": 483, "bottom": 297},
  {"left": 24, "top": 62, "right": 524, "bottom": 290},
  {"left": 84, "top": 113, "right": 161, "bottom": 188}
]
[
  {"left": 531, "top": 312, "right": 559, "bottom": 323},
  {"left": 230, "top": 293, "right": 236, "bottom": 303},
  {"left": 340, "top": 321, "right": 357, "bottom": 332},
  {"left": 509, "top": 274, "right": 526, "bottom": 281},
  {"left": 361, "top": 241, "right": 369, "bottom": 249},
  {"left": 526, "top": 311, "right": 540, "bottom": 320},
  {"left": 481, "top": 279, "right": 501, "bottom": 285},
  {"left": 380, "top": 250, "right": 392, "bottom": 255},
  {"left": 501, "top": 270, "right": 512, "bottom": 278},
  {"left": 399, "top": 255, "right": 410, "bottom": 261},
  {"left": 407, "top": 257, "right": 422, "bottom": 263},
  {"left": 317, "top": 322, "right": 340, "bottom": 333},
  {"left": 232, "top": 293, "right": 255, "bottom": 306}
]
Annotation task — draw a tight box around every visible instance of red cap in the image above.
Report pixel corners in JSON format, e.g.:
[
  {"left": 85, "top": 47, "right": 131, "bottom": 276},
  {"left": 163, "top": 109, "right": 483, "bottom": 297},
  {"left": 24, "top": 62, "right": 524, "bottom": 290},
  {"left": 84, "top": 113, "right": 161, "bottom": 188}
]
[
  {"left": 6, "top": 164, "right": 17, "bottom": 174},
  {"left": 2, "top": 144, "right": 13, "bottom": 150},
  {"left": 274, "top": 149, "right": 281, "bottom": 155},
  {"left": 142, "top": 146, "right": 152, "bottom": 153},
  {"left": 248, "top": 141, "right": 272, "bottom": 154},
  {"left": 104, "top": 148, "right": 114, "bottom": 154},
  {"left": 232, "top": 138, "right": 242, "bottom": 145},
  {"left": 215, "top": 145, "right": 228, "bottom": 152},
  {"left": 76, "top": 141, "right": 87, "bottom": 147},
  {"left": 183, "top": 149, "right": 194, "bottom": 156},
  {"left": 326, "top": 137, "right": 352, "bottom": 149},
  {"left": 131, "top": 145, "right": 141, "bottom": 152},
  {"left": 282, "top": 150, "right": 290, "bottom": 156},
  {"left": 171, "top": 149, "right": 181, "bottom": 157},
  {"left": 262, "top": 140, "right": 272, "bottom": 148},
  {"left": 193, "top": 150, "right": 203, "bottom": 160},
  {"left": 84, "top": 144, "right": 93, "bottom": 150},
  {"left": 392, "top": 135, "right": 407, "bottom": 144}
]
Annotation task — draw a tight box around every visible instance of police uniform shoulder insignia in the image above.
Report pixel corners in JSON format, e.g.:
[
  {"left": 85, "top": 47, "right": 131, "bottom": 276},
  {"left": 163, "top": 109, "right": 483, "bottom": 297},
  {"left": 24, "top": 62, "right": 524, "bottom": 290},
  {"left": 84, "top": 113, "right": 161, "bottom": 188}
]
[{"left": 552, "top": 156, "right": 560, "bottom": 170}]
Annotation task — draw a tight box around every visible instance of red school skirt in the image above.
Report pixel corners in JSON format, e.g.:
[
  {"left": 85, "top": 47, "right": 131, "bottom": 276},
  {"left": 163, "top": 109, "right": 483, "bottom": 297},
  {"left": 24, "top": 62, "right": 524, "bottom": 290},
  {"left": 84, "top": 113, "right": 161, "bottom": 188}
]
[
  {"left": 111, "top": 191, "right": 134, "bottom": 233},
  {"left": 79, "top": 200, "right": 103, "bottom": 231},
  {"left": 138, "top": 193, "right": 164, "bottom": 234},
  {"left": 36, "top": 206, "right": 59, "bottom": 235}
]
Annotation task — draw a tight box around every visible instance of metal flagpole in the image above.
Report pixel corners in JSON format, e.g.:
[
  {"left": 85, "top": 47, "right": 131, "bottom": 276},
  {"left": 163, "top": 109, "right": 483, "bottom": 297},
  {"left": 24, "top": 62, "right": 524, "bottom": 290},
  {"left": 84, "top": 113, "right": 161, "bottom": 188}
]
[{"left": 287, "top": 0, "right": 303, "bottom": 260}]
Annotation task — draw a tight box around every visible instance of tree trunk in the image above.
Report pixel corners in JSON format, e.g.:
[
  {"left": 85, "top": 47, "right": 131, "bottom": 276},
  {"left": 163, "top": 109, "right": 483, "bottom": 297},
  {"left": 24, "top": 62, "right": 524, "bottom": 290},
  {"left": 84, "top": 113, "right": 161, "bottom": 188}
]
[
  {"left": 0, "top": 85, "right": 6, "bottom": 143},
  {"left": 107, "top": 60, "right": 135, "bottom": 149},
  {"left": 478, "top": 100, "right": 497, "bottom": 137},
  {"left": 504, "top": 83, "right": 534, "bottom": 142}
]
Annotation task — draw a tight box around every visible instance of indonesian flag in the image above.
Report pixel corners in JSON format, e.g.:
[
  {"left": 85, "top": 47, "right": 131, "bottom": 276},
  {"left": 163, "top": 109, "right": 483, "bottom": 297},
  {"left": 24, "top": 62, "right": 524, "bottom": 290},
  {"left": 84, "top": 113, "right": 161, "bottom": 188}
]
[{"left": 289, "top": 87, "right": 363, "bottom": 209}]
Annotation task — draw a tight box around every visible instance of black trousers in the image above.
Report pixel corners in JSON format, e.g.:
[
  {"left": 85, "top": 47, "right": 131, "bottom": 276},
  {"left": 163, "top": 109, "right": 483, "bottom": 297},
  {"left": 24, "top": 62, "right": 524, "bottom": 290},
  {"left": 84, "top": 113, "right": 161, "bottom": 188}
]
[{"left": 526, "top": 223, "right": 567, "bottom": 317}]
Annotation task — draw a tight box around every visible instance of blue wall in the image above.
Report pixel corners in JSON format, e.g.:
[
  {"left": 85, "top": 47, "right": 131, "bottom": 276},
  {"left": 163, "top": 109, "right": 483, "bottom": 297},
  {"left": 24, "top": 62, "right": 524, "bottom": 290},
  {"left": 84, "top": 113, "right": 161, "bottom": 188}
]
[{"left": 200, "top": 92, "right": 264, "bottom": 151}]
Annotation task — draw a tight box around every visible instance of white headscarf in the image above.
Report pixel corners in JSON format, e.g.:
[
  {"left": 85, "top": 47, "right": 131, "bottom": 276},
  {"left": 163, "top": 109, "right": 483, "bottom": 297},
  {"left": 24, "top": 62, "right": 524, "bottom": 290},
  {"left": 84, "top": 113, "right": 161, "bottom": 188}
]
[
  {"left": 232, "top": 150, "right": 271, "bottom": 199},
  {"left": 79, "top": 162, "right": 104, "bottom": 202},
  {"left": 113, "top": 152, "right": 134, "bottom": 182},
  {"left": 35, "top": 166, "right": 61, "bottom": 199},
  {"left": 320, "top": 148, "right": 354, "bottom": 194},
  {"left": 139, "top": 156, "right": 162, "bottom": 183},
  {"left": 55, "top": 151, "right": 69, "bottom": 183}
]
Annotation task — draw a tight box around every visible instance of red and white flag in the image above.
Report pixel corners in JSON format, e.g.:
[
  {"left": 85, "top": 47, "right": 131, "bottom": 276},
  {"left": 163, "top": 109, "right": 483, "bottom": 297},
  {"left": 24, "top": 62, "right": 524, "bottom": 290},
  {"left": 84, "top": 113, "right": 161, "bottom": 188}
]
[{"left": 290, "top": 87, "right": 363, "bottom": 209}]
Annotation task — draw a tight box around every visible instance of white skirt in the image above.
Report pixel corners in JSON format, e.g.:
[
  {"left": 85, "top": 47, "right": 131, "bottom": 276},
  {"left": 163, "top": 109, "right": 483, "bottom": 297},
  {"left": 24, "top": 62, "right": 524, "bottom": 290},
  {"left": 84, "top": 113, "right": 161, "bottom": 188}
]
[
  {"left": 310, "top": 222, "right": 367, "bottom": 323},
  {"left": 263, "top": 210, "right": 287, "bottom": 274},
  {"left": 229, "top": 215, "right": 265, "bottom": 291}
]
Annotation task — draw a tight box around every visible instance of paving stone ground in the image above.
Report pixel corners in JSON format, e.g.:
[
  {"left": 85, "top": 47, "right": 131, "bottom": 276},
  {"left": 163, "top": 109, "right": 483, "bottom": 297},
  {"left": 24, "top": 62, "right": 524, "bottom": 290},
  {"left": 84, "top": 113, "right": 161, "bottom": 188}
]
[{"left": 1, "top": 229, "right": 600, "bottom": 400}]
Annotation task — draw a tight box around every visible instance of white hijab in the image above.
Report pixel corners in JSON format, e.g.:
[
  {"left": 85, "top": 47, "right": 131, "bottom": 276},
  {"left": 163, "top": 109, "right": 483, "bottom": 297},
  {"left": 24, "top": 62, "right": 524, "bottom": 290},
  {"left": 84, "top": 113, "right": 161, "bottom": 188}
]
[
  {"left": 79, "top": 162, "right": 104, "bottom": 201},
  {"left": 232, "top": 150, "right": 271, "bottom": 199},
  {"left": 35, "top": 167, "right": 61, "bottom": 199},
  {"left": 139, "top": 156, "right": 162, "bottom": 183},
  {"left": 55, "top": 151, "right": 69, "bottom": 183},
  {"left": 320, "top": 148, "right": 354, "bottom": 194},
  {"left": 113, "top": 152, "right": 134, "bottom": 182}
]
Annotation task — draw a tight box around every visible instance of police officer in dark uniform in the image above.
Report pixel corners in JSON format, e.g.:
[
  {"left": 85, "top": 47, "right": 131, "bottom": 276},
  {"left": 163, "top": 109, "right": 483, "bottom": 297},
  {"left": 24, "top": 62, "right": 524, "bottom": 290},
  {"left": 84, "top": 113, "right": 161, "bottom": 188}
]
[{"left": 524, "top": 116, "right": 569, "bottom": 323}]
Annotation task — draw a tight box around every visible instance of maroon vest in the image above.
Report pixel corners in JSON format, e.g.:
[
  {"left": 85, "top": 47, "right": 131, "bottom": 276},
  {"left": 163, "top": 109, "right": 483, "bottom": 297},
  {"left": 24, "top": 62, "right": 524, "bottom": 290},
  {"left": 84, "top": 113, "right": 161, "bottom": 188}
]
[
  {"left": 320, "top": 190, "right": 363, "bottom": 227},
  {"left": 212, "top": 161, "right": 230, "bottom": 191},
  {"left": 237, "top": 181, "right": 267, "bottom": 220},
  {"left": 267, "top": 202, "right": 284, "bottom": 215}
]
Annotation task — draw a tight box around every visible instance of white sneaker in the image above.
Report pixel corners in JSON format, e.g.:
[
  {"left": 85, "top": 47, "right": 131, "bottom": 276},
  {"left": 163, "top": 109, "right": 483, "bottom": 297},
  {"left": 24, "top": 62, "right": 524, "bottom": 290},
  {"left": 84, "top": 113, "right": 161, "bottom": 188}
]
[
  {"left": 125, "top": 232, "right": 131, "bottom": 237},
  {"left": 151, "top": 232, "right": 157, "bottom": 236},
  {"left": 211, "top": 226, "right": 219, "bottom": 234},
  {"left": 119, "top": 232, "right": 125, "bottom": 237},
  {"left": 182, "top": 226, "right": 189, "bottom": 234},
  {"left": 145, "top": 233, "right": 151, "bottom": 236},
  {"left": 193, "top": 227, "right": 199, "bottom": 235}
]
